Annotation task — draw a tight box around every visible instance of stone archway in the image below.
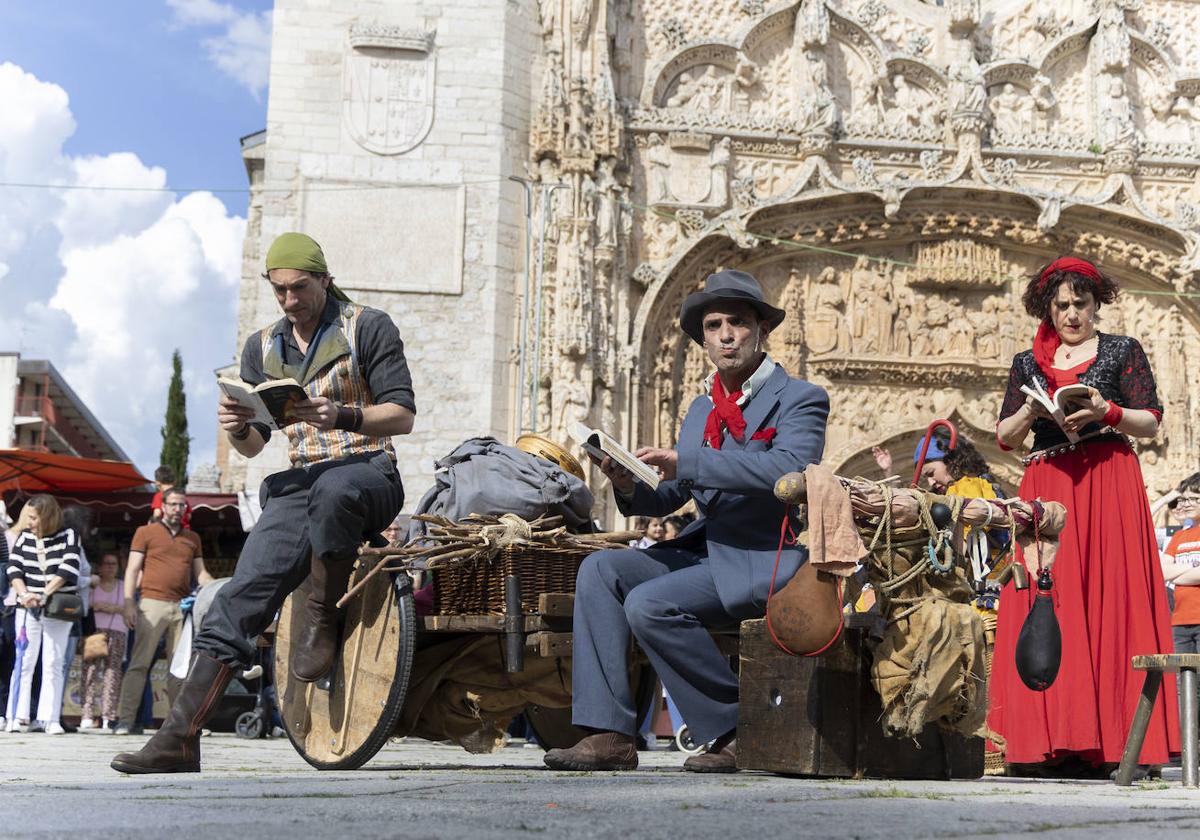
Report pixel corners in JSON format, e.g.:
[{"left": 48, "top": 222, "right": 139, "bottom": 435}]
[{"left": 628, "top": 187, "right": 1200, "bottom": 496}]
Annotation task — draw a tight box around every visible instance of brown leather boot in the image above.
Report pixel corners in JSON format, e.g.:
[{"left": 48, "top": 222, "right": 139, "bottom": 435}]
[
  {"left": 544, "top": 731, "right": 638, "bottom": 771},
  {"left": 291, "top": 553, "right": 356, "bottom": 682},
  {"left": 110, "top": 652, "right": 233, "bottom": 774},
  {"left": 683, "top": 730, "right": 738, "bottom": 773}
]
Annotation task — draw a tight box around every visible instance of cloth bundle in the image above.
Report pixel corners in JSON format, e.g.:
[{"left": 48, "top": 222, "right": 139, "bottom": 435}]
[{"left": 407, "top": 437, "right": 595, "bottom": 542}]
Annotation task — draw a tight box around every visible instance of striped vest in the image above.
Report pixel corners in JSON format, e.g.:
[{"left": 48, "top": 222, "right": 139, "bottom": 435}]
[{"left": 258, "top": 302, "right": 396, "bottom": 468}]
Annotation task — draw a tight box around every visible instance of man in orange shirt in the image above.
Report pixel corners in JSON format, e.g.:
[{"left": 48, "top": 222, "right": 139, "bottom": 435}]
[
  {"left": 1161, "top": 475, "right": 1200, "bottom": 655},
  {"left": 114, "top": 488, "right": 212, "bottom": 735}
]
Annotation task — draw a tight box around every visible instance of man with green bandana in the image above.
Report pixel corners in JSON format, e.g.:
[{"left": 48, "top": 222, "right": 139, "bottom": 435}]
[{"left": 112, "top": 232, "right": 416, "bottom": 774}]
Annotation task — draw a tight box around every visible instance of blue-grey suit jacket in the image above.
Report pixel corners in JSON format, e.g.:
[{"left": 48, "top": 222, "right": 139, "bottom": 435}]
[{"left": 617, "top": 364, "right": 829, "bottom": 619}]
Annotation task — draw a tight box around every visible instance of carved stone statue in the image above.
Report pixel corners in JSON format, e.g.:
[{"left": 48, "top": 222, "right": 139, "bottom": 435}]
[
  {"left": 595, "top": 157, "right": 619, "bottom": 249},
  {"left": 797, "top": 0, "right": 830, "bottom": 49},
  {"left": 989, "top": 83, "right": 1024, "bottom": 137},
  {"left": 806, "top": 266, "right": 848, "bottom": 354},
  {"left": 732, "top": 54, "right": 760, "bottom": 112},
  {"left": 1102, "top": 77, "right": 1137, "bottom": 149},
  {"left": 885, "top": 74, "right": 923, "bottom": 129},
  {"left": 565, "top": 80, "right": 592, "bottom": 157},
  {"left": 795, "top": 55, "right": 840, "bottom": 136},
  {"left": 709, "top": 137, "right": 732, "bottom": 207},
  {"left": 1030, "top": 74, "right": 1056, "bottom": 131},
  {"left": 1095, "top": 0, "right": 1137, "bottom": 74},
  {"left": 647, "top": 133, "right": 673, "bottom": 203},
  {"left": 948, "top": 46, "right": 987, "bottom": 115},
  {"left": 669, "top": 65, "right": 724, "bottom": 111}
]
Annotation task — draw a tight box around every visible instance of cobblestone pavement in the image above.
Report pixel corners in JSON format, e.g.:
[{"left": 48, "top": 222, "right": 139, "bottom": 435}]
[{"left": 1, "top": 730, "right": 1199, "bottom": 839}]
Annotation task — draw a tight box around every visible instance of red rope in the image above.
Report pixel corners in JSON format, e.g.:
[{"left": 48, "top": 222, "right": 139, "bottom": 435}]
[{"left": 765, "top": 503, "right": 844, "bottom": 657}]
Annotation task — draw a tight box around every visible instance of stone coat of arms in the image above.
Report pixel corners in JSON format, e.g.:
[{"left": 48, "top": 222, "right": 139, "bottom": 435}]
[{"left": 342, "top": 23, "right": 436, "bottom": 156}]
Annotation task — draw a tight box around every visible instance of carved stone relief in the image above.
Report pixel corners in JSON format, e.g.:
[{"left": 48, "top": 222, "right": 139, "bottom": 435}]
[{"left": 523, "top": 0, "right": 1200, "bottom": 513}]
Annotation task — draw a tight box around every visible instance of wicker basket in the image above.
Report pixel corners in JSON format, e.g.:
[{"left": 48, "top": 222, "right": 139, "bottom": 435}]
[{"left": 432, "top": 544, "right": 589, "bottom": 615}]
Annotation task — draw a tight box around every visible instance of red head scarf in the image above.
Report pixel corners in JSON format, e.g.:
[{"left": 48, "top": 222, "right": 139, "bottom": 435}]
[{"left": 1032, "top": 257, "right": 1103, "bottom": 383}]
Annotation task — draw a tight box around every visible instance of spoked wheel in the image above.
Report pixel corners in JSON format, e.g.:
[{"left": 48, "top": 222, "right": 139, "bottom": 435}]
[
  {"left": 273, "top": 566, "right": 416, "bottom": 770},
  {"left": 674, "top": 724, "right": 706, "bottom": 756},
  {"left": 526, "top": 665, "right": 658, "bottom": 750},
  {"left": 235, "top": 710, "right": 265, "bottom": 740}
]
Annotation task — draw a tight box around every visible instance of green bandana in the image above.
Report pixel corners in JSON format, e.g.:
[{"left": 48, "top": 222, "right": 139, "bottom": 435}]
[{"left": 264, "top": 232, "right": 350, "bottom": 302}]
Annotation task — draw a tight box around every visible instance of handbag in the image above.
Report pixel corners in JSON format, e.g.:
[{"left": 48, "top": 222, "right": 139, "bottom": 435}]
[
  {"left": 44, "top": 591, "right": 84, "bottom": 621},
  {"left": 33, "top": 537, "right": 84, "bottom": 622},
  {"left": 82, "top": 631, "right": 110, "bottom": 661}
]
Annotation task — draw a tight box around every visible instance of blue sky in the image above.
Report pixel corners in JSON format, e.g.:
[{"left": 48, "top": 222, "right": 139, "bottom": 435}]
[
  {"left": 0, "top": 0, "right": 272, "bottom": 480},
  {"left": 0, "top": 0, "right": 271, "bottom": 216}
]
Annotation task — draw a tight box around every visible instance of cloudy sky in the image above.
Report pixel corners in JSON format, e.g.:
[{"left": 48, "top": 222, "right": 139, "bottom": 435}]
[{"left": 0, "top": 0, "right": 272, "bottom": 478}]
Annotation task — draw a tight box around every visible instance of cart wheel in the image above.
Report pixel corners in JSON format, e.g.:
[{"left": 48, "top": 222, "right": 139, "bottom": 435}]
[
  {"left": 526, "top": 665, "right": 658, "bottom": 750},
  {"left": 674, "top": 724, "right": 706, "bottom": 756},
  {"left": 235, "top": 710, "right": 265, "bottom": 740},
  {"left": 273, "top": 564, "right": 416, "bottom": 770}
]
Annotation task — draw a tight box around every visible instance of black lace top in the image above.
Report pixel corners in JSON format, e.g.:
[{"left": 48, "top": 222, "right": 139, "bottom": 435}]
[{"left": 998, "top": 333, "right": 1162, "bottom": 451}]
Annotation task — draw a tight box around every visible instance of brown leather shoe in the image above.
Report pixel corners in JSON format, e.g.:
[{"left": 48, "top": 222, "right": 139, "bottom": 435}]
[
  {"left": 110, "top": 653, "right": 233, "bottom": 774},
  {"left": 292, "top": 553, "right": 356, "bottom": 682},
  {"left": 544, "top": 731, "right": 638, "bottom": 771},
  {"left": 683, "top": 731, "right": 738, "bottom": 773}
]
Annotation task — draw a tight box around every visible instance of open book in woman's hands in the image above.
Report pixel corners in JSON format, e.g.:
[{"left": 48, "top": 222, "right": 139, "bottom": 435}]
[
  {"left": 1019, "top": 381, "right": 1093, "bottom": 444},
  {"left": 217, "top": 377, "right": 307, "bottom": 430}
]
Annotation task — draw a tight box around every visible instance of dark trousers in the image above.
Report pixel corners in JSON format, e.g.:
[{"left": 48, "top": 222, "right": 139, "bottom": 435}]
[
  {"left": 0, "top": 609, "right": 14, "bottom": 717},
  {"left": 195, "top": 451, "right": 403, "bottom": 669},
  {"left": 1175, "top": 624, "right": 1200, "bottom": 654},
  {"left": 570, "top": 547, "right": 740, "bottom": 745}
]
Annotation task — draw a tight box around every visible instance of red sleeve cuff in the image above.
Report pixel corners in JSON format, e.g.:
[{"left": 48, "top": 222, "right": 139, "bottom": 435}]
[{"left": 995, "top": 430, "right": 1013, "bottom": 452}]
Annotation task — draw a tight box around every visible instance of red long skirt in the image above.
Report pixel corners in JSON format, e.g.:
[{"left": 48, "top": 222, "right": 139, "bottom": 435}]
[{"left": 988, "top": 439, "right": 1180, "bottom": 765}]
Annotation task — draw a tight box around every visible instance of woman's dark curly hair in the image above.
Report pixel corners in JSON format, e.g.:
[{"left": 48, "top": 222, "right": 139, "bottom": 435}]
[
  {"left": 937, "top": 434, "right": 993, "bottom": 481},
  {"left": 1021, "top": 260, "right": 1120, "bottom": 321}
]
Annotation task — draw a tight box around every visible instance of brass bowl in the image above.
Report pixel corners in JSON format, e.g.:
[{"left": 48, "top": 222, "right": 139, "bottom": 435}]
[{"left": 515, "top": 433, "right": 585, "bottom": 481}]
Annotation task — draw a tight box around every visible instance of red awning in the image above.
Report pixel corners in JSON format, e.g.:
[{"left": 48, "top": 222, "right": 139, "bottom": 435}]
[{"left": 0, "top": 449, "right": 148, "bottom": 494}]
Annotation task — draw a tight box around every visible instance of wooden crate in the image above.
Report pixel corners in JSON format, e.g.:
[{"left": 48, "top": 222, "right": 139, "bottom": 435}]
[{"left": 737, "top": 619, "right": 983, "bottom": 779}]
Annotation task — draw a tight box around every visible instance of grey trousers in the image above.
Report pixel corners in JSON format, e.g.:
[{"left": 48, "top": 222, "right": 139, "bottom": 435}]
[
  {"left": 195, "top": 451, "right": 403, "bottom": 668},
  {"left": 570, "top": 546, "right": 741, "bottom": 745}
]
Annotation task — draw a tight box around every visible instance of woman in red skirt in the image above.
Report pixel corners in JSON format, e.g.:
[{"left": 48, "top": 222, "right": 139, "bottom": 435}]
[{"left": 990, "top": 256, "right": 1179, "bottom": 776}]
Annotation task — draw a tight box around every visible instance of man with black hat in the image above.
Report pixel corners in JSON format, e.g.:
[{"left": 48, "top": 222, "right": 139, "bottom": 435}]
[
  {"left": 112, "top": 232, "right": 416, "bottom": 774},
  {"left": 545, "top": 269, "right": 829, "bottom": 773}
]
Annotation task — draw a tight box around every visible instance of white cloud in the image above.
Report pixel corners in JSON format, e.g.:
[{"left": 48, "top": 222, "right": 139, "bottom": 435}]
[
  {"left": 167, "top": 0, "right": 272, "bottom": 98},
  {"left": 0, "top": 61, "right": 245, "bottom": 477}
]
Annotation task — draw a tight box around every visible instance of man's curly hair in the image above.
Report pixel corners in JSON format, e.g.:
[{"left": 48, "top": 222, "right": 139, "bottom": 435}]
[{"left": 1022, "top": 260, "right": 1119, "bottom": 321}]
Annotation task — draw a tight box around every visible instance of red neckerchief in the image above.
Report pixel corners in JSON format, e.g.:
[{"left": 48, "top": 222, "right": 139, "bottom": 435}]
[
  {"left": 704, "top": 374, "right": 746, "bottom": 449},
  {"left": 1032, "top": 257, "right": 1102, "bottom": 386}
]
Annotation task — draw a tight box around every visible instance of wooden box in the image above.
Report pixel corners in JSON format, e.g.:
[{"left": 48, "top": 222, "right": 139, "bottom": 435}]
[{"left": 737, "top": 619, "right": 983, "bottom": 779}]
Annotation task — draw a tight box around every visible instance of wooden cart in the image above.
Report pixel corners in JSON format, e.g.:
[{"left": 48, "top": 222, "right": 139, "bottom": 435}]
[{"left": 271, "top": 554, "right": 656, "bottom": 770}]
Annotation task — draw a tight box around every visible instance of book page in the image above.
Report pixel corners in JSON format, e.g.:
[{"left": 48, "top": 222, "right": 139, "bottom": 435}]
[
  {"left": 568, "top": 422, "right": 661, "bottom": 489},
  {"left": 217, "top": 378, "right": 279, "bottom": 430}
]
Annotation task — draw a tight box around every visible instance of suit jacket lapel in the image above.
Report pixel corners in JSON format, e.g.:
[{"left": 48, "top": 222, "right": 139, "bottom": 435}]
[{"left": 734, "top": 364, "right": 786, "bottom": 447}]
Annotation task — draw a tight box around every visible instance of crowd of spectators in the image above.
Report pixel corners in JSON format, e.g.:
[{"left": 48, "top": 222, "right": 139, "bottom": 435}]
[{"left": 2, "top": 468, "right": 208, "bottom": 736}]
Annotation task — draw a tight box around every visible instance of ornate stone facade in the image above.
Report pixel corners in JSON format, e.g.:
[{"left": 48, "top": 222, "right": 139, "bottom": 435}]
[
  {"left": 532, "top": 0, "right": 1200, "bottom": 504},
  {"left": 232, "top": 1, "right": 1200, "bottom": 513}
]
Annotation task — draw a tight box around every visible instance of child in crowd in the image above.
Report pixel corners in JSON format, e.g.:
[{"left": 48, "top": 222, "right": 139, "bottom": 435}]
[
  {"left": 1160, "top": 474, "right": 1200, "bottom": 654},
  {"left": 149, "top": 466, "right": 191, "bottom": 529}
]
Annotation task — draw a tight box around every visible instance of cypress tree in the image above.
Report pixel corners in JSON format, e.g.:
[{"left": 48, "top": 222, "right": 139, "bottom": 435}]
[{"left": 159, "top": 349, "right": 190, "bottom": 487}]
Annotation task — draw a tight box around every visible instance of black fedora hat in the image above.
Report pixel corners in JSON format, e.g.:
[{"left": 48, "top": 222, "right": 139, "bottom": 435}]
[{"left": 679, "top": 269, "right": 786, "bottom": 345}]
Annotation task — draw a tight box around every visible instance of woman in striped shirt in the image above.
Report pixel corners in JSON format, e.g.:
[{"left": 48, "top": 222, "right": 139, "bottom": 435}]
[{"left": 4, "top": 495, "right": 80, "bottom": 734}]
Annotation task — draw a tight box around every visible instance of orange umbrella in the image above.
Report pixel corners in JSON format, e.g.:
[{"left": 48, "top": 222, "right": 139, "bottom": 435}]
[{"left": 0, "top": 449, "right": 148, "bottom": 494}]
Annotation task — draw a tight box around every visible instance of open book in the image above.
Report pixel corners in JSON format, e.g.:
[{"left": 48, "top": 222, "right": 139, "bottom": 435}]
[
  {"left": 568, "top": 421, "right": 661, "bottom": 489},
  {"left": 1019, "top": 380, "right": 1092, "bottom": 444},
  {"left": 217, "top": 377, "right": 308, "bottom": 430}
]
